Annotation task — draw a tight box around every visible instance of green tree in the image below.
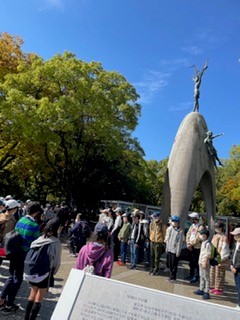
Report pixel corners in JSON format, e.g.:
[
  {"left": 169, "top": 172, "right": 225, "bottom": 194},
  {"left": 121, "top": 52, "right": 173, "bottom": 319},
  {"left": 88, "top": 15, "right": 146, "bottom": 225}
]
[
  {"left": 0, "top": 51, "right": 143, "bottom": 207},
  {"left": 216, "top": 145, "right": 240, "bottom": 215}
]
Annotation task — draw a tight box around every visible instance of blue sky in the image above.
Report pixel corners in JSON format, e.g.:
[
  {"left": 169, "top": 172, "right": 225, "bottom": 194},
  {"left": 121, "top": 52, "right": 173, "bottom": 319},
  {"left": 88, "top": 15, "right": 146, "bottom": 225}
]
[{"left": 1, "top": 0, "right": 239, "bottom": 161}]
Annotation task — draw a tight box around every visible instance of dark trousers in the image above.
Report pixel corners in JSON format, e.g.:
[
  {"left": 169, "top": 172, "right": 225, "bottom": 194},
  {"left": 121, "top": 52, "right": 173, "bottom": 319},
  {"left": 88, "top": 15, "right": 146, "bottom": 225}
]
[
  {"left": 112, "top": 231, "right": 120, "bottom": 261},
  {"left": 1, "top": 255, "right": 25, "bottom": 306},
  {"left": 188, "top": 247, "right": 200, "bottom": 279},
  {"left": 234, "top": 272, "right": 240, "bottom": 306},
  {"left": 167, "top": 252, "right": 179, "bottom": 280}
]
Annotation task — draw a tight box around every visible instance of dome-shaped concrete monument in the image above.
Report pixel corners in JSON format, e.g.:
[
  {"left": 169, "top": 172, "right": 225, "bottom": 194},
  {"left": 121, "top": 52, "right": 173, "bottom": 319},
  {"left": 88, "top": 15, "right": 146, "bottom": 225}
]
[{"left": 161, "top": 62, "right": 223, "bottom": 228}]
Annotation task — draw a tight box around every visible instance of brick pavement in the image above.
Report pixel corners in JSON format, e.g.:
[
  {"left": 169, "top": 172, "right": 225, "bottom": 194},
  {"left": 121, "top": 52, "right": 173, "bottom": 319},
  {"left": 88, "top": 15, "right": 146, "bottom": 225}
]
[{"left": 0, "top": 242, "right": 238, "bottom": 319}]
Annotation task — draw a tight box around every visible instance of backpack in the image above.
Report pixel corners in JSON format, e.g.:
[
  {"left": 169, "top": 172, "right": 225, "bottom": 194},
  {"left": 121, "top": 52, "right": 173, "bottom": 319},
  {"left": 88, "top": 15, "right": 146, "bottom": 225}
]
[
  {"left": 1, "top": 230, "right": 23, "bottom": 260},
  {"left": 24, "top": 244, "right": 51, "bottom": 282}
]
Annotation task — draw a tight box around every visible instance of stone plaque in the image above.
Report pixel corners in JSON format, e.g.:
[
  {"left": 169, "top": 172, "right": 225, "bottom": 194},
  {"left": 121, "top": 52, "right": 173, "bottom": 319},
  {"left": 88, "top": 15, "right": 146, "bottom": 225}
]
[{"left": 51, "top": 269, "right": 239, "bottom": 320}]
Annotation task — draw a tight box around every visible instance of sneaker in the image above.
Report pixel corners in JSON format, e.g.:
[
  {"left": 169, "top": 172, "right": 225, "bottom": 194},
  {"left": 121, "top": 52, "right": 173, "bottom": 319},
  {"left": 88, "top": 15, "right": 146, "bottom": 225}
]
[
  {"left": 202, "top": 292, "right": 210, "bottom": 300},
  {"left": 2, "top": 304, "right": 19, "bottom": 314},
  {"left": 193, "top": 289, "right": 204, "bottom": 295},
  {"left": 210, "top": 288, "right": 216, "bottom": 293},
  {"left": 212, "top": 289, "right": 223, "bottom": 295},
  {"left": 117, "top": 261, "right": 124, "bottom": 266},
  {"left": 149, "top": 269, "right": 154, "bottom": 275},
  {"left": 129, "top": 265, "right": 137, "bottom": 270},
  {"left": 235, "top": 305, "right": 240, "bottom": 310},
  {"left": 163, "top": 268, "right": 170, "bottom": 273}
]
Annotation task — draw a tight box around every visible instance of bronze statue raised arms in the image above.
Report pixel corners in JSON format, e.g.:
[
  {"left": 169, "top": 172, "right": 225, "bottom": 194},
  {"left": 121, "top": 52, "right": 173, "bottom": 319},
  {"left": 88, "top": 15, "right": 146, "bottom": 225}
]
[{"left": 191, "top": 60, "right": 208, "bottom": 112}]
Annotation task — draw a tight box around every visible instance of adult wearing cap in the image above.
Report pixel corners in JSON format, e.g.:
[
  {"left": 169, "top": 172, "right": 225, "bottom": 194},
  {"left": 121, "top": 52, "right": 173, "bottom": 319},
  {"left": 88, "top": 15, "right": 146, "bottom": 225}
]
[
  {"left": 0, "top": 199, "right": 20, "bottom": 242},
  {"left": 230, "top": 227, "right": 240, "bottom": 310},
  {"left": 0, "top": 200, "right": 19, "bottom": 267},
  {"left": 110, "top": 207, "right": 123, "bottom": 262},
  {"left": 129, "top": 213, "right": 145, "bottom": 269},
  {"left": 117, "top": 213, "right": 131, "bottom": 266},
  {"left": 149, "top": 211, "right": 167, "bottom": 275},
  {"left": 164, "top": 215, "right": 184, "bottom": 283},
  {"left": 186, "top": 212, "right": 204, "bottom": 283},
  {"left": 0, "top": 202, "right": 40, "bottom": 314},
  {"left": 23, "top": 219, "right": 61, "bottom": 320},
  {"left": 210, "top": 222, "right": 230, "bottom": 295},
  {"left": 75, "top": 223, "right": 113, "bottom": 278}
]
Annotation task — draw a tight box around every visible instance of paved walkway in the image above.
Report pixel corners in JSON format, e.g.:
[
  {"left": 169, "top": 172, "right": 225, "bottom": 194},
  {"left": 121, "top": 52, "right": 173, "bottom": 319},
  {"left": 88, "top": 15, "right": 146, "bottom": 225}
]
[{"left": 0, "top": 242, "right": 238, "bottom": 319}]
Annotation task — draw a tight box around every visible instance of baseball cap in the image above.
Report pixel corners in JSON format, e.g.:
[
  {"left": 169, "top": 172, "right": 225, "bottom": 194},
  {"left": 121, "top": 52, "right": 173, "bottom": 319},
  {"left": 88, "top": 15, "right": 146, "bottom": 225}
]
[
  {"left": 171, "top": 215, "right": 180, "bottom": 222},
  {"left": 5, "top": 199, "right": 20, "bottom": 210},
  {"left": 188, "top": 212, "right": 199, "bottom": 219},
  {"left": 214, "top": 222, "right": 225, "bottom": 229},
  {"left": 230, "top": 228, "right": 240, "bottom": 236},
  {"left": 114, "top": 207, "right": 122, "bottom": 213},
  {"left": 152, "top": 211, "right": 160, "bottom": 219},
  {"left": 5, "top": 195, "right": 12, "bottom": 201}
]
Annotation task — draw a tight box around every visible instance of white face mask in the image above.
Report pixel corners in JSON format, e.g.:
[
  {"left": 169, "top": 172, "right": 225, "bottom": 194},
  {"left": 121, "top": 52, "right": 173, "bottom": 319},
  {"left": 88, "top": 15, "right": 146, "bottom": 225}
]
[
  {"left": 171, "top": 221, "right": 178, "bottom": 228},
  {"left": 199, "top": 235, "right": 207, "bottom": 241}
]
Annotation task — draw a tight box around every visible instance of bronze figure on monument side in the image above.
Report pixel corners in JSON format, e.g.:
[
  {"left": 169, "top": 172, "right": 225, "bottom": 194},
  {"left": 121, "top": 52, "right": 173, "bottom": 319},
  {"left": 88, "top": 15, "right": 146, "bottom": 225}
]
[{"left": 204, "top": 131, "right": 224, "bottom": 167}]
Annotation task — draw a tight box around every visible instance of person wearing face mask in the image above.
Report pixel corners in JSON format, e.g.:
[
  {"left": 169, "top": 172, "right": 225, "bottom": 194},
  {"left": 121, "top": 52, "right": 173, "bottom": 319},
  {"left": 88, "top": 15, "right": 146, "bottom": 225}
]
[
  {"left": 149, "top": 211, "right": 167, "bottom": 275},
  {"left": 230, "top": 227, "right": 240, "bottom": 310},
  {"left": 186, "top": 212, "right": 204, "bottom": 283},
  {"left": 164, "top": 215, "right": 184, "bottom": 283},
  {"left": 0, "top": 202, "right": 40, "bottom": 314},
  {"left": 210, "top": 222, "right": 230, "bottom": 295},
  {"left": 193, "top": 229, "right": 212, "bottom": 300}
]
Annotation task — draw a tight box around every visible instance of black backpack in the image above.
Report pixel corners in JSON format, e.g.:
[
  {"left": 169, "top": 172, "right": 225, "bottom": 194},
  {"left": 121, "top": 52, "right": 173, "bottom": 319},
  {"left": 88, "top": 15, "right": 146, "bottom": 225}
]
[
  {"left": 24, "top": 244, "right": 51, "bottom": 278},
  {"left": 2, "top": 230, "right": 23, "bottom": 260}
]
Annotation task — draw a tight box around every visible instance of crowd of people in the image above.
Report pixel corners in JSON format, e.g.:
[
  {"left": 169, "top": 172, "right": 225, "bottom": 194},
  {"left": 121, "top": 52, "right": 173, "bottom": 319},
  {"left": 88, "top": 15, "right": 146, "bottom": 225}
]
[
  {"left": 0, "top": 194, "right": 239, "bottom": 317},
  {"left": 94, "top": 206, "right": 240, "bottom": 309}
]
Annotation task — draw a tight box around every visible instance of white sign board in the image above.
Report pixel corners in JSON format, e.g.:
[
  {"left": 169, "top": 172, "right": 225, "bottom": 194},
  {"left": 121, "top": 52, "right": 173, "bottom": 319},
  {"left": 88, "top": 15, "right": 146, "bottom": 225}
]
[{"left": 52, "top": 269, "right": 239, "bottom": 320}]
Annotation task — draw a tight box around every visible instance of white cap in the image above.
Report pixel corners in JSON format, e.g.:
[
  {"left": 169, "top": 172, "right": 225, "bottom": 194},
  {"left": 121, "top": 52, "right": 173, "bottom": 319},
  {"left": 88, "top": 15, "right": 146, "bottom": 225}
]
[
  {"left": 188, "top": 212, "right": 199, "bottom": 219},
  {"left": 5, "top": 199, "right": 20, "bottom": 210},
  {"left": 5, "top": 195, "right": 12, "bottom": 201},
  {"left": 114, "top": 207, "right": 122, "bottom": 212}
]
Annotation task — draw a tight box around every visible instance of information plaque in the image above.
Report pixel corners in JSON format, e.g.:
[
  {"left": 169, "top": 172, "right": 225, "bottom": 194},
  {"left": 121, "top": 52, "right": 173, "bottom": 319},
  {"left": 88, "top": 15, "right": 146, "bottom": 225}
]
[{"left": 51, "top": 269, "right": 239, "bottom": 320}]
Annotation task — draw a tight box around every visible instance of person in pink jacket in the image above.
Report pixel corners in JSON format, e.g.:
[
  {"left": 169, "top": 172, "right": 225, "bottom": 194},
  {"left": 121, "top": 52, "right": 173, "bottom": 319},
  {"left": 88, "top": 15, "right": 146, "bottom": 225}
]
[{"left": 75, "top": 223, "right": 113, "bottom": 278}]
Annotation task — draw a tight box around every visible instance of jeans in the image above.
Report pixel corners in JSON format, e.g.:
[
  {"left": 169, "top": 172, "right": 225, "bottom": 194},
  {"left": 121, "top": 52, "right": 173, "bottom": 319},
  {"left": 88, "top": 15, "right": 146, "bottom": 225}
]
[
  {"left": 1, "top": 254, "right": 25, "bottom": 307},
  {"left": 130, "top": 240, "right": 139, "bottom": 267},
  {"left": 234, "top": 272, "right": 240, "bottom": 306},
  {"left": 120, "top": 241, "right": 128, "bottom": 264}
]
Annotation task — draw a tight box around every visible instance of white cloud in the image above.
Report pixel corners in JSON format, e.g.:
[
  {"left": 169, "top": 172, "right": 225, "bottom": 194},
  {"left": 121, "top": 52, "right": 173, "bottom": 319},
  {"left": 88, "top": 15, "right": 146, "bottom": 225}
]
[
  {"left": 38, "top": 0, "right": 64, "bottom": 11},
  {"left": 196, "top": 29, "right": 225, "bottom": 44},
  {"left": 134, "top": 70, "right": 171, "bottom": 104},
  {"left": 182, "top": 46, "right": 202, "bottom": 56},
  {"left": 169, "top": 102, "right": 192, "bottom": 112}
]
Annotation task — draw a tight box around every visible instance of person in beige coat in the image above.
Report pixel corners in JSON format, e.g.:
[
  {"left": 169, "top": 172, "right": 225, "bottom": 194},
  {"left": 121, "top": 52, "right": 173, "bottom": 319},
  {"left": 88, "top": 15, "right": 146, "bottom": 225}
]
[{"left": 186, "top": 212, "right": 204, "bottom": 283}]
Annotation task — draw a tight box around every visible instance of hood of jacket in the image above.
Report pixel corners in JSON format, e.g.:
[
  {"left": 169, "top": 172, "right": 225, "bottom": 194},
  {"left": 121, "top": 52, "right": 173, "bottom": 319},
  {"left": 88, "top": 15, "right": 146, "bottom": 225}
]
[
  {"left": 30, "top": 235, "right": 60, "bottom": 249},
  {"left": 86, "top": 242, "right": 106, "bottom": 264}
]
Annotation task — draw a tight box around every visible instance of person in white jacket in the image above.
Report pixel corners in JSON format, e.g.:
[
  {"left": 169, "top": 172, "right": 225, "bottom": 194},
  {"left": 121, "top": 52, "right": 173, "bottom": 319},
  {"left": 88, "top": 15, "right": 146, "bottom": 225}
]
[{"left": 24, "top": 219, "right": 62, "bottom": 320}]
